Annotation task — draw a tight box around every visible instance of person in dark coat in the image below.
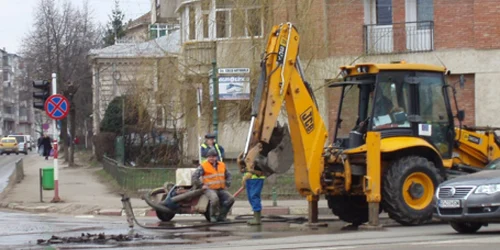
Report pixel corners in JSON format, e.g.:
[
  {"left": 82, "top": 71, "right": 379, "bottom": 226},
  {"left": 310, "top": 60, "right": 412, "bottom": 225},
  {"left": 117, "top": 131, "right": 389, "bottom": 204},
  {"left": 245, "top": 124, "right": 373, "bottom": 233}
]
[
  {"left": 41, "top": 135, "right": 52, "bottom": 160},
  {"left": 37, "top": 137, "right": 43, "bottom": 155}
]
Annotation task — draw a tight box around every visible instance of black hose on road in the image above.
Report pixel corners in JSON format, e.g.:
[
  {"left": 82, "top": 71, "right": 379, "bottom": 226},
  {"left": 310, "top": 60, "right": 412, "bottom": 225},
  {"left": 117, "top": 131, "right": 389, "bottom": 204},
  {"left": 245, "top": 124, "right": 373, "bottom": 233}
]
[{"left": 121, "top": 194, "right": 309, "bottom": 230}]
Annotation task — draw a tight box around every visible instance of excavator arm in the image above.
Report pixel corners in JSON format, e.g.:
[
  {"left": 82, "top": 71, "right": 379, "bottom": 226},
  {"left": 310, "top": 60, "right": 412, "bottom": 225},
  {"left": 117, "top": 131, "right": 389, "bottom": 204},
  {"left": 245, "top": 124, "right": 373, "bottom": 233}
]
[{"left": 237, "top": 23, "right": 329, "bottom": 196}]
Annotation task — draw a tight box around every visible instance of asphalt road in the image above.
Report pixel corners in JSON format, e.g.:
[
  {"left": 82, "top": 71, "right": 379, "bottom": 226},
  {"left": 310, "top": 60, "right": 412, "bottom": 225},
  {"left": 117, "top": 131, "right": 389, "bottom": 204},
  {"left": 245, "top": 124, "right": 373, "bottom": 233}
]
[{"left": 1, "top": 210, "right": 500, "bottom": 250}]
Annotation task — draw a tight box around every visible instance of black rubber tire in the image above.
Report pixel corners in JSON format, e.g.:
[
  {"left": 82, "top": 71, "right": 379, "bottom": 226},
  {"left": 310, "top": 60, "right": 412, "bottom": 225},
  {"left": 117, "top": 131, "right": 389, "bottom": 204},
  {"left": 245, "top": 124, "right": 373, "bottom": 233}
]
[
  {"left": 382, "top": 156, "right": 443, "bottom": 226},
  {"left": 450, "top": 221, "right": 482, "bottom": 234},
  {"left": 327, "top": 195, "right": 369, "bottom": 226},
  {"left": 156, "top": 211, "right": 176, "bottom": 222}
]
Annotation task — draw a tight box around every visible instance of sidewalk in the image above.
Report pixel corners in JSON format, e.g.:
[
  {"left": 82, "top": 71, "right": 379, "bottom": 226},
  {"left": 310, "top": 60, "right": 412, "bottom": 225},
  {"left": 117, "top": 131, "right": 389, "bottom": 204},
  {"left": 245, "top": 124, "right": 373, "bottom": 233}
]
[{"left": 0, "top": 154, "right": 331, "bottom": 218}]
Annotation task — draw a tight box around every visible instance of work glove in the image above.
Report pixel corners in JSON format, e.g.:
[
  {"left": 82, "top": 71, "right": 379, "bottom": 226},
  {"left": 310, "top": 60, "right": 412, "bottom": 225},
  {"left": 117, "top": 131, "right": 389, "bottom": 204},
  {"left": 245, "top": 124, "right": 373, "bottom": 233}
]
[
  {"left": 237, "top": 152, "right": 246, "bottom": 173},
  {"left": 241, "top": 172, "right": 252, "bottom": 188}
]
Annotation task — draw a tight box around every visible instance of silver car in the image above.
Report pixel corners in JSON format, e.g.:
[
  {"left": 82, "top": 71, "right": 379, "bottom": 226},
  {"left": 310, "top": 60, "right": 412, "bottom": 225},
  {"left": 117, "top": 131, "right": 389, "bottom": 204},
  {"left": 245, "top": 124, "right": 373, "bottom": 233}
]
[{"left": 434, "top": 158, "right": 500, "bottom": 233}]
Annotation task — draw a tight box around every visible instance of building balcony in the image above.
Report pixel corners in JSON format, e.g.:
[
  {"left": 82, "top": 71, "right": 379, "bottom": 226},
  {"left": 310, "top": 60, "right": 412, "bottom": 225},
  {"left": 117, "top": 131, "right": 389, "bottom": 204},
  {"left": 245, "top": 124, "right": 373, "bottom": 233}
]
[
  {"left": 364, "top": 21, "right": 434, "bottom": 55},
  {"left": 2, "top": 113, "right": 15, "bottom": 121},
  {"left": 19, "top": 115, "right": 28, "bottom": 122},
  {"left": 183, "top": 41, "right": 216, "bottom": 68},
  {"left": 3, "top": 95, "right": 15, "bottom": 103}
]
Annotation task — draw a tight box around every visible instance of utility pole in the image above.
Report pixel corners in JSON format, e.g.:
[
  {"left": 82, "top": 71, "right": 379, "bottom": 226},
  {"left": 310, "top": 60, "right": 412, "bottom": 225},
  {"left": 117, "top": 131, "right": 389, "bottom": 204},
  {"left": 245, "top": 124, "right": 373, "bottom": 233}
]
[
  {"left": 121, "top": 96, "right": 125, "bottom": 165},
  {"left": 211, "top": 60, "right": 218, "bottom": 141},
  {"left": 196, "top": 87, "right": 202, "bottom": 163}
]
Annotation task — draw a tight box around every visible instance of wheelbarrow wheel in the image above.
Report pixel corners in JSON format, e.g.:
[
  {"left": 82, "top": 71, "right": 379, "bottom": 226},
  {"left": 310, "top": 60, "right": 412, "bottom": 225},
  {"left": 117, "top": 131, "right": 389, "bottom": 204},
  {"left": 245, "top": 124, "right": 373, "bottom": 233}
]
[{"left": 156, "top": 210, "right": 176, "bottom": 222}]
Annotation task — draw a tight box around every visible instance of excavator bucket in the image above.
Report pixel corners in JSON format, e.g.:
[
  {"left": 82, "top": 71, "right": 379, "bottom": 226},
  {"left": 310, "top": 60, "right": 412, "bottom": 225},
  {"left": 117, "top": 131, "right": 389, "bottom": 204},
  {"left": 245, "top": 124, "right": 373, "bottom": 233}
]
[{"left": 259, "top": 124, "right": 294, "bottom": 176}]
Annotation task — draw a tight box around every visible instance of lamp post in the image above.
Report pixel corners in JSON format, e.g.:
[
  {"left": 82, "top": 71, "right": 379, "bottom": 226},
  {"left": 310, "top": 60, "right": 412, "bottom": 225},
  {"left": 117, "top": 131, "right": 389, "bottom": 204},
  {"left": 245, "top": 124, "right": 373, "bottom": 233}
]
[{"left": 211, "top": 60, "right": 218, "bottom": 141}]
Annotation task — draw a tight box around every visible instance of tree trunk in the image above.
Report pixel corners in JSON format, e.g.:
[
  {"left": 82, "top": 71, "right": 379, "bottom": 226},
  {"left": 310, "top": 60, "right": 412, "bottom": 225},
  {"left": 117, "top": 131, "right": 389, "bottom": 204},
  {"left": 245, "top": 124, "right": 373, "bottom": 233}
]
[
  {"left": 61, "top": 118, "right": 69, "bottom": 162},
  {"left": 69, "top": 103, "right": 76, "bottom": 166}
]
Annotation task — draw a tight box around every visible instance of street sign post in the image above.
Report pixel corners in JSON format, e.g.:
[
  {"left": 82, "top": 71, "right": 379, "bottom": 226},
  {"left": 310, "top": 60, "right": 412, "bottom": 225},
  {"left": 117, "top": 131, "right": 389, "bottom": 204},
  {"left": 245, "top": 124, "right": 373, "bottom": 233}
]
[{"left": 48, "top": 73, "right": 63, "bottom": 203}]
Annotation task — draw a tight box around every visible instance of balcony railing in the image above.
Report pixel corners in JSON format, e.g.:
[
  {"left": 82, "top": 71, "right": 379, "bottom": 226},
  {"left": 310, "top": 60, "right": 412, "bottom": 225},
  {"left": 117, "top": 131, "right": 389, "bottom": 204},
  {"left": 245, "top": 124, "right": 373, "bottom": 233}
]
[
  {"left": 364, "top": 21, "right": 434, "bottom": 55},
  {"left": 2, "top": 95, "right": 15, "bottom": 103},
  {"left": 2, "top": 113, "right": 15, "bottom": 120},
  {"left": 19, "top": 115, "right": 28, "bottom": 122}
]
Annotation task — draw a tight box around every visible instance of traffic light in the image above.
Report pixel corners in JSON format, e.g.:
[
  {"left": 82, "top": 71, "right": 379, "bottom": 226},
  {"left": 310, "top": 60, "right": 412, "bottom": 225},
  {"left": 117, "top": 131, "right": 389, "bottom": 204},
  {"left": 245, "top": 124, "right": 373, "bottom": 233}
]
[{"left": 33, "top": 80, "right": 51, "bottom": 110}]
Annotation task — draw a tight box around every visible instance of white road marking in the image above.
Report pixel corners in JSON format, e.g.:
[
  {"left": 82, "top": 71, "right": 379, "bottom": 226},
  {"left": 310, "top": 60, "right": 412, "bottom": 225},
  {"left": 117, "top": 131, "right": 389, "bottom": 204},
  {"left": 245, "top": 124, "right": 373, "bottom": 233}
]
[{"left": 75, "top": 215, "right": 95, "bottom": 218}]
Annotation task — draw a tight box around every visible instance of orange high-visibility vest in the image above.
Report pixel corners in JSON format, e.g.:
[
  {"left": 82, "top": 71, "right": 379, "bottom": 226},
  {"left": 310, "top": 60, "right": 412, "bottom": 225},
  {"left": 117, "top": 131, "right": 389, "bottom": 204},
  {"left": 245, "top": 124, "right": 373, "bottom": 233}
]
[{"left": 201, "top": 161, "right": 226, "bottom": 189}]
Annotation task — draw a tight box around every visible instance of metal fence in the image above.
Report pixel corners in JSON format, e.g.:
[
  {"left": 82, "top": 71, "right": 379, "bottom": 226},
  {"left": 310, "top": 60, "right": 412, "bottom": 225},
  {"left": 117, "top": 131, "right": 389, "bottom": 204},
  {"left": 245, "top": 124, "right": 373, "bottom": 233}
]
[
  {"left": 102, "top": 156, "right": 301, "bottom": 199},
  {"left": 364, "top": 21, "right": 434, "bottom": 55}
]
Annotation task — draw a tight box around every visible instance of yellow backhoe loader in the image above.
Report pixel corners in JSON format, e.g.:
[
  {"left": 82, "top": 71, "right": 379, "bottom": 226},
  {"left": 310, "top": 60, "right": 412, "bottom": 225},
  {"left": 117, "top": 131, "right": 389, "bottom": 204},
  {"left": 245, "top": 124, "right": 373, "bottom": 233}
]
[{"left": 238, "top": 23, "right": 500, "bottom": 226}]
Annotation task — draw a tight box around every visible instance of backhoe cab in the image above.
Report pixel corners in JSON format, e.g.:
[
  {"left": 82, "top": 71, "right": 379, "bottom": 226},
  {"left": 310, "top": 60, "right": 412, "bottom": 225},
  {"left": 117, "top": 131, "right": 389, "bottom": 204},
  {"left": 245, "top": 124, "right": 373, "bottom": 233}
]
[
  {"left": 238, "top": 23, "right": 500, "bottom": 227},
  {"left": 332, "top": 62, "right": 455, "bottom": 156},
  {"left": 326, "top": 62, "right": 456, "bottom": 225}
]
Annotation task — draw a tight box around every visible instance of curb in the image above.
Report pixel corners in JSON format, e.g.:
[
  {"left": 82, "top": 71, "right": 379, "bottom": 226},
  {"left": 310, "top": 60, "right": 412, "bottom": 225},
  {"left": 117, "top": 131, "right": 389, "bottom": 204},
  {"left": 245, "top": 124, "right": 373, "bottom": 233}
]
[
  {"left": 0, "top": 159, "right": 23, "bottom": 201},
  {"left": 0, "top": 203, "right": 331, "bottom": 217}
]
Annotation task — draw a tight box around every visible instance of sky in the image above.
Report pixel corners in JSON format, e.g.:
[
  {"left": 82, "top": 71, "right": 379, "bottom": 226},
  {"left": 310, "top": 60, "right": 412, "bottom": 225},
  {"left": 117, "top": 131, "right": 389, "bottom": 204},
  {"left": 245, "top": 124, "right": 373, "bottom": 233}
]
[{"left": 0, "top": 0, "right": 151, "bottom": 54}]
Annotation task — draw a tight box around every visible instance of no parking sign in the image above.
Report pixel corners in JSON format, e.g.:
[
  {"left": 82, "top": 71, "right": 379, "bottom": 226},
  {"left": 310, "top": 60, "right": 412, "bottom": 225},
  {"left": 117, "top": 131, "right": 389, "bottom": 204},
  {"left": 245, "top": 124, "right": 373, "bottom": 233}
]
[{"left": 44, "top": 94, "right": 70, "bottom": 120}]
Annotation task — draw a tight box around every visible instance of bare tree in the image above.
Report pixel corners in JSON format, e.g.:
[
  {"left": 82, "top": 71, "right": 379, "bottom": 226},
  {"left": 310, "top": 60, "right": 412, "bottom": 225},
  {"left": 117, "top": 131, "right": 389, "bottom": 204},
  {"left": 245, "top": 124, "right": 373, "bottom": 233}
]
[{"left": 21, "top": 0, "right": 100, "bottom": 166}]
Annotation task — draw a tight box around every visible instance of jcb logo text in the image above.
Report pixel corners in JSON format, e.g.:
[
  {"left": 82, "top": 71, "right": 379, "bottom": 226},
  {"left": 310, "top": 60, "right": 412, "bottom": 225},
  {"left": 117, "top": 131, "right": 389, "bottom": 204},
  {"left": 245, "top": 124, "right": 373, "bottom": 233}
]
[{"left": 300, "top": 107, "right": 314, "bottom": 134}]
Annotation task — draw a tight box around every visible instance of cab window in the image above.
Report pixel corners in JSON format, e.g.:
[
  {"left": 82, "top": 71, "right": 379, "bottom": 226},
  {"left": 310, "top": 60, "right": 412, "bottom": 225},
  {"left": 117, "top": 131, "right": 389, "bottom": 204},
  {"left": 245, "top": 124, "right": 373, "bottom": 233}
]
[{"left": 372, "top": 71, "right": 411, "bottom": 129}]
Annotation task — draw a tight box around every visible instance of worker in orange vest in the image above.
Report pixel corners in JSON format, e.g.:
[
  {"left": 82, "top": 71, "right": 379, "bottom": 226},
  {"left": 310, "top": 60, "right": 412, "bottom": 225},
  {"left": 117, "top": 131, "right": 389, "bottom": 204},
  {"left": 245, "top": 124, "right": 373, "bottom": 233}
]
[{"left": 192, "top": 148, "right": 234, "bottom": 222}]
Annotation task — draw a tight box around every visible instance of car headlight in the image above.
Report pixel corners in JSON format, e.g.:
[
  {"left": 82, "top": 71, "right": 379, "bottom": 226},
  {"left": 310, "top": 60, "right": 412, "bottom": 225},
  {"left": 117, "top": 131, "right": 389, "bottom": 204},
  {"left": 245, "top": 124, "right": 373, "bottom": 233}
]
[{"left": 475, "top": 184, "right": 500, "bottom": 194}]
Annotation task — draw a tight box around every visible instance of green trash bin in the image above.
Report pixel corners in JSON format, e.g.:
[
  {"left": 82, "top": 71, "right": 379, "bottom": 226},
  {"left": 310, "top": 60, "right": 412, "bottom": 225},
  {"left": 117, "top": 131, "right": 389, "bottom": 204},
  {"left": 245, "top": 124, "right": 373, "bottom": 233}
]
[{"left": 42, "top": 167, "right": 54, "bottom": 190}]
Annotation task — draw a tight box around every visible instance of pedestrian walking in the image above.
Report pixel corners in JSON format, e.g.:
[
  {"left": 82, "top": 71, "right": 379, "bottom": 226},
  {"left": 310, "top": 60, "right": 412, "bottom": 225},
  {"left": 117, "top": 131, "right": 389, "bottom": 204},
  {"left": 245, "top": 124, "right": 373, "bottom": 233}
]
[
  {"left": 37, "top": 136, "right": 43, "bottom": 156},
  {"left": 41, "top": 134, "right": 52, "bottom": 160}
]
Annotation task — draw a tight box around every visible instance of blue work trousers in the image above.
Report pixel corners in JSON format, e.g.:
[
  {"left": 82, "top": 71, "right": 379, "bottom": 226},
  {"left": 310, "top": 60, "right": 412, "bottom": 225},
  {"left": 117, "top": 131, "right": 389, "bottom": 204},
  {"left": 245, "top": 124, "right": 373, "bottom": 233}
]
[{"left": 246, "top": 178, "right": 265, "bottom": 212}]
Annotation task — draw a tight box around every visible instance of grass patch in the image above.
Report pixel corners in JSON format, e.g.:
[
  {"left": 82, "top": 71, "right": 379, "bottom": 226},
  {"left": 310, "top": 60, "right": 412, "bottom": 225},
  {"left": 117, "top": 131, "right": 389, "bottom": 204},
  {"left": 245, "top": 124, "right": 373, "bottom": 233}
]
[
  {"left": 74, "top": 150, "right": 100, "bottom": 168},
  {"left": 94, "top": 168, "right": 126, "bottom": 194}
]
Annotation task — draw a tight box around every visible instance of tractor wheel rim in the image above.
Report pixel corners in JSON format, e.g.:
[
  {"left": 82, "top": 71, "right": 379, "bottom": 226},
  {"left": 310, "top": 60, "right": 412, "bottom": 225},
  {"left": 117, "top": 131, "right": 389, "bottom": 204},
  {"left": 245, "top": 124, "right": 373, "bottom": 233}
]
[{"left": 403, "top": 172, "right": 434, "bottom": 210}]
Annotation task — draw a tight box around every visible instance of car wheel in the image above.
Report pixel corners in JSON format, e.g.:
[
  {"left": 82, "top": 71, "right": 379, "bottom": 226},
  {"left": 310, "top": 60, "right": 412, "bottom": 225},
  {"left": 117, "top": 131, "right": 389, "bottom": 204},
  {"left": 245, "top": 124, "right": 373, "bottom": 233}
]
[
  {"left": 450, "top": 221, "right": 482, "bottom": 234},
  {"left": 382, "top": 156, "right": 443, "bottom": 226},
  {"left": 16, "top": 153, "right": 19, "bottom": 155},
  {"left": 7, "top": 153, "right": 10, "bottom": 155}
]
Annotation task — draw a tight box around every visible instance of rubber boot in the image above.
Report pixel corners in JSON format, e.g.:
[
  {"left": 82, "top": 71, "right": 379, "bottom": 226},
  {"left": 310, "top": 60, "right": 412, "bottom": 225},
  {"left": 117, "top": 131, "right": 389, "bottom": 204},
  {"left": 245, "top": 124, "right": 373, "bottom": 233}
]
[
  {"left": 217, "top": 207, "right": 230, "bottom": 222},
  {"left": 210, "top": 216, "right": 218, "bottom": 223},
  {"left": 247, "top": 211, "right": 261, "bottom": 225}
]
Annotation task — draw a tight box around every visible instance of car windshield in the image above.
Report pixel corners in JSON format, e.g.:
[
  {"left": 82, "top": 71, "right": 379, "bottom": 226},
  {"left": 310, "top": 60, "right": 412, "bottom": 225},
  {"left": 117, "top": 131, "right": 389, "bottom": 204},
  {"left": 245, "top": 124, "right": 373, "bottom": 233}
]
[
  {"left": 486, "top": 160, "right": 500, "bottom": 170},
  {"left": 10, "top": 136, "right": 24, "bottom": 142}
]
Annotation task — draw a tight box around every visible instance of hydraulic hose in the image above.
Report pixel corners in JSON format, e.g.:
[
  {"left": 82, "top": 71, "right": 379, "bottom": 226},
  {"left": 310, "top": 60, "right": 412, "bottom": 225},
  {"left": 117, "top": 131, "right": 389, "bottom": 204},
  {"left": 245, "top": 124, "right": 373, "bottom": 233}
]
[{"left": 121, "top": 194, "right": 309, "bottom": 230}]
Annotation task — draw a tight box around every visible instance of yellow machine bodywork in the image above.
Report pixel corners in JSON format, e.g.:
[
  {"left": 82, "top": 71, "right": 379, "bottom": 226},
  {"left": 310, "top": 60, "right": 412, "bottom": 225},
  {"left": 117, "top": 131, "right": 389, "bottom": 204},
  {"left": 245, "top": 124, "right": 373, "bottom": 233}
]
[{"left": 238, "top": 23, "right": 500, "bottom": 226}]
